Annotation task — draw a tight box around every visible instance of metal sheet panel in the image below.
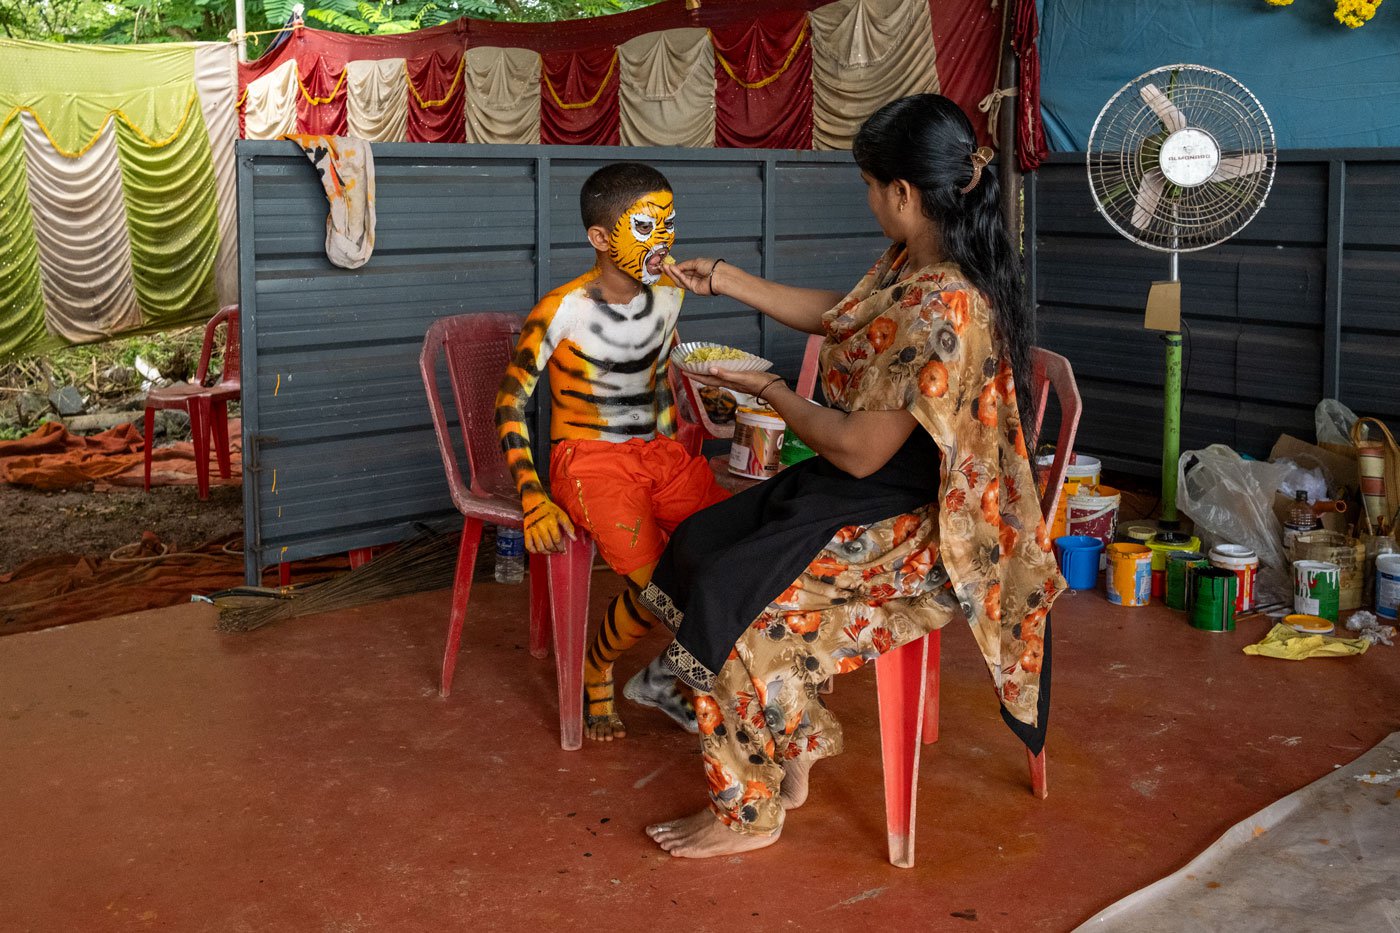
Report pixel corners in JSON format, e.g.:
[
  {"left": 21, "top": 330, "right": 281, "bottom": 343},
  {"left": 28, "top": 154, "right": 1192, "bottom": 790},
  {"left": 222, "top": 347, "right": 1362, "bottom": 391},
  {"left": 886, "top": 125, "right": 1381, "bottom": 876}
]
[
  {"left": 1033, "top": 150, "right": 1400, "bottom": 479},
  {"left": 238, "top": 143, "right": 874, "bottom": 581}
]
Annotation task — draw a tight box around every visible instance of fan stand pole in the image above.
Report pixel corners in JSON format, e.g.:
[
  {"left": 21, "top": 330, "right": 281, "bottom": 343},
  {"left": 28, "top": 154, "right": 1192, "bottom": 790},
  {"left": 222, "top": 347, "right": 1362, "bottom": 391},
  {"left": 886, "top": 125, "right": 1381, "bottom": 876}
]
[{"left": 1160, "top": 249, "right": 1182, "bottom": 528}]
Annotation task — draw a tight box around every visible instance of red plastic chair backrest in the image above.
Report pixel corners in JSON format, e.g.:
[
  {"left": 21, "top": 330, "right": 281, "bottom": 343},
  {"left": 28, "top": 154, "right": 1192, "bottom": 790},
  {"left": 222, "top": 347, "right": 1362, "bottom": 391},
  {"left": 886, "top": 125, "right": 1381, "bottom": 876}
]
[
  {"left": 1029, "top": 347, "right": 1083, "bottom": 524},
  {"left": 196, "top": 305, "right": 240, "bottom": 388},
  {"left": 794, "top": 332, "right": 824, "bottom": 401},
  {"left": 420, "top": 313, "right": 528, "bottom": 520}
]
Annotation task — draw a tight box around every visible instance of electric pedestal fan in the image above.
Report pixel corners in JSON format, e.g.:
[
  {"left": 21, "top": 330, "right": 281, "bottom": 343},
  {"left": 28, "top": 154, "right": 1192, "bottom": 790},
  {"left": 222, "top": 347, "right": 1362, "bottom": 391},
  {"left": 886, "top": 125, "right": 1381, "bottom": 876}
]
[{"left": 1086, "top": 64, "right": 1276, "bottom": 525}]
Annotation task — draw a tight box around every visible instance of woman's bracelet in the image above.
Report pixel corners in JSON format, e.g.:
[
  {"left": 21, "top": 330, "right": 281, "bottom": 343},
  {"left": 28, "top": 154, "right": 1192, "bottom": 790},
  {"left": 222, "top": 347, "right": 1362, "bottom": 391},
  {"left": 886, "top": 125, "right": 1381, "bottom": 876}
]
[
  {"left": 756, "top": 374, "right": 786, "bottom": 403},
  {"left": 707, "top": 258, "right": 726, "bottom": 296}
]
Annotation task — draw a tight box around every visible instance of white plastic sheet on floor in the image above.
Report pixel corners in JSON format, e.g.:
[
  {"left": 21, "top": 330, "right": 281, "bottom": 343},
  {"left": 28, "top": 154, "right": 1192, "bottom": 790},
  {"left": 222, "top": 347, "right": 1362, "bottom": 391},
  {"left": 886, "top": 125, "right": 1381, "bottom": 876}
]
[{"left": 1077, "top": 732, "right": 1400, "bottom": 932}]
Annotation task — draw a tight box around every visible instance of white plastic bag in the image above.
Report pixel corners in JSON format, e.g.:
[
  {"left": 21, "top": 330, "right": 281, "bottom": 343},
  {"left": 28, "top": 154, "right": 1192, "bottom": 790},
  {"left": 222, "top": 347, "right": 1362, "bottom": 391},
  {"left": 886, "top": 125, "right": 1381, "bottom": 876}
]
[
  {"left": 1177, "top": 445, "right": 1290, "bottom": 605},
  {"left": 1315, "top": 399, "right": 1357, "bottom": 447}
]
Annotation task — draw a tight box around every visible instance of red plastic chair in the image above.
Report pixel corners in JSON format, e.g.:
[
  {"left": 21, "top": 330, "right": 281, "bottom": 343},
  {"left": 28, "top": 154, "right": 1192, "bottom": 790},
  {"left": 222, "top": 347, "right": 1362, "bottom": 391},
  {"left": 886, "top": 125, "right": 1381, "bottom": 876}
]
[
  {"left": 420, "top": 313, "right": 596, "bottom": 751},
  {"left": 143, "top": 305, "right": 241, "bottom": 501},
  {"left": 874, "top": 347, "right": 1081, "bottom": 867}
]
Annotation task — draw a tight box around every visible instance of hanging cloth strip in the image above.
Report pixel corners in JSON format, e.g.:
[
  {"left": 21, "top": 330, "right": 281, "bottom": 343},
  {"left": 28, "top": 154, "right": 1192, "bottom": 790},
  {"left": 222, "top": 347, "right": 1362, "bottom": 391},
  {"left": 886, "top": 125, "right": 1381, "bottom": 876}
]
[
  {"left": 407, "top": 50, "right": 466, "bottom": 143},
  {"left": 464, "top": 47, "right": 542, "bottom": 145},
  {"left": 539, "top": 47, "right": 620, "bottom": 146},
  {"left": 711, "top": 8, "right": 813, "bottom": 149},
  {"left": 284, "top": 134, "right": 377, "bottom": 270},
  {"left": 809, "top": 0, "right": 940, "bottom": 151},
  {"left": 618, "top": 27, "right": 715, "bottom": 148}
]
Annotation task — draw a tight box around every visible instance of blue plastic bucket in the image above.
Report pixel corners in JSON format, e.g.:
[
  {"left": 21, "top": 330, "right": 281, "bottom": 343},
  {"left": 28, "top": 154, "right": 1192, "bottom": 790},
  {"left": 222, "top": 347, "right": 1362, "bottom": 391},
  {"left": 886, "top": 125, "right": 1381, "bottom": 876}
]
[{"left": 1055, "top": 535, "right": 1104, "bottom": 591}]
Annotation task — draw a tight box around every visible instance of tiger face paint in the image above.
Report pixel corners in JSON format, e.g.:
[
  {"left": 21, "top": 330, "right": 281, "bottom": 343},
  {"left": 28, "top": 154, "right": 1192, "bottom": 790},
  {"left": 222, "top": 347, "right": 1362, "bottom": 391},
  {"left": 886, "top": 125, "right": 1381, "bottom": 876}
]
[{"left": 608, "top": 190, "right": 676, "bottom": 286}]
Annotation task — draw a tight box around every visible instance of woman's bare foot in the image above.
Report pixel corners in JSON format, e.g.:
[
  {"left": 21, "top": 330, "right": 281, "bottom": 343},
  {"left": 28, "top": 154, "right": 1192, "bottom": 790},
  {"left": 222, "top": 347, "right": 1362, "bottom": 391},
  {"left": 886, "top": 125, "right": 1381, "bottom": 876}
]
[
  {"left": 646, "top": 810, "right": 781, "bottom": 858},
  {"left": 779, "top": 757, "right": 814, "bottom": 809}
]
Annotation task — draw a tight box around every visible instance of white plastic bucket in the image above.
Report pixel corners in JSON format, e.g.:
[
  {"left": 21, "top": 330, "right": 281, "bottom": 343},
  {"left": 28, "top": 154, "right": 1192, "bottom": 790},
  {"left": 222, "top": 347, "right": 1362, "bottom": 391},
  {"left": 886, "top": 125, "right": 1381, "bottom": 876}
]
[
  {"left": 1377, "top": 553, "right": 1400, "bottom": 620},
  {"left": 729, "top": 407, "right": 786, "bottom": 479},
  {"left": 1064, "top": 453, "right": 1102, "bottom": 489},
  {"left": 1210, "top": 544, "right": 1259, "bottom": 613},
  {"left": 1067, "top": 484, "right": 1120, "bottom": 570}
]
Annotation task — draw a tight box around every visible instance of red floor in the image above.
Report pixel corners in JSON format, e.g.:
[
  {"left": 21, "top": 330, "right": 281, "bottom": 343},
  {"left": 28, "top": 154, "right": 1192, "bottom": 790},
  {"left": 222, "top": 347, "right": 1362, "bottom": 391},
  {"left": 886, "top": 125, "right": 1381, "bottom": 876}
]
[{"left": 2, "top": 574, "right": 1397, "bottom": 932}]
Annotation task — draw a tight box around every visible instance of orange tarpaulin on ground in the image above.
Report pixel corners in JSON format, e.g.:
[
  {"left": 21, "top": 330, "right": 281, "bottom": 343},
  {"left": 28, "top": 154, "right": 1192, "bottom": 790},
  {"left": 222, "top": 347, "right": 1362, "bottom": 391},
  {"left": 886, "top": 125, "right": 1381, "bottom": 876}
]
[{"left": 0, "top": 420, "right": 242, "bottom": 491}]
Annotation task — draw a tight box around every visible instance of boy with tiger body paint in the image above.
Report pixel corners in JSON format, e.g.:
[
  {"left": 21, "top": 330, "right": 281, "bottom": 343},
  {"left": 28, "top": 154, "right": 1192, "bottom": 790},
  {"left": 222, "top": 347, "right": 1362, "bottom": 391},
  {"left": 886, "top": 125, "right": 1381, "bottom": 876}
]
[{"left": 495, "top": 163, "right": 729, "bottom": 742}]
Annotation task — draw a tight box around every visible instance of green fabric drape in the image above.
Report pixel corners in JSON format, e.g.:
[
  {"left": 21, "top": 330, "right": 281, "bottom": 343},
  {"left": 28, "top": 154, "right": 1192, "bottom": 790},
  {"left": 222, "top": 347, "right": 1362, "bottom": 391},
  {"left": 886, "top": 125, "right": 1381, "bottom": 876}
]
[
  {"left": 0, "top": 39, "right": 196, "bottom": 158},
  {"left": 0, "top": 119, "right": 52, "bottom": 360},
  {"left": 113, "top": 104, "right": 220, "bottom": 329}
]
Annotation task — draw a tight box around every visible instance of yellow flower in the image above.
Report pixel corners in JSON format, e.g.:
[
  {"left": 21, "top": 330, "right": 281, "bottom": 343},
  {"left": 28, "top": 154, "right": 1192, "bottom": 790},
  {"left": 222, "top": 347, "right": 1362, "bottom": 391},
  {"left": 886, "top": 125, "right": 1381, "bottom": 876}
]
[{"left": 1334, "top": 0, "right": 1382, "bottom": 27}]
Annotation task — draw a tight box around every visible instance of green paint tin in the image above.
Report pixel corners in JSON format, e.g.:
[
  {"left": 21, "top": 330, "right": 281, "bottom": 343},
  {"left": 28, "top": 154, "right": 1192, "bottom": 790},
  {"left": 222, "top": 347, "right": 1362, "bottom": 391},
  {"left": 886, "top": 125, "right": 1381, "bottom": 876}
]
[
  {"left": 1190, "top": 567, "right": 1237, "bottom": 633},
  {"left": 1165, "top": 550, "right": 1208, "bottom": 611},
  {"left": 1292, "top": 560, "right": 1341, "bottom": 623}
]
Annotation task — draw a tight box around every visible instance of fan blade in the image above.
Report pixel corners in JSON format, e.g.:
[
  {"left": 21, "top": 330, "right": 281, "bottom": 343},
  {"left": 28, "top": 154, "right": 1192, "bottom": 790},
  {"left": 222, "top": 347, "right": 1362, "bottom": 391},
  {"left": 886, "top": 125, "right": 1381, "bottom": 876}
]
[
  {"left": 1208, "top": 153, "right": 1267, "bottom": 183},
  {"left": 1132, "top": 170, "right": 1166, "bottom": 232},
  {"left": 1140, "top": 84, "right": 1186, "bottom": 133}
]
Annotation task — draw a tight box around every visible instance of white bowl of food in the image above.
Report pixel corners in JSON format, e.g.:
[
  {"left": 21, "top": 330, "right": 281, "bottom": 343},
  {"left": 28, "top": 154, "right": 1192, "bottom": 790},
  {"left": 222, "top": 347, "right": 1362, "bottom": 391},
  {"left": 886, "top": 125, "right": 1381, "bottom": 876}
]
[{"left": 671, "top": 341, "right": 773, "bottom": 376}]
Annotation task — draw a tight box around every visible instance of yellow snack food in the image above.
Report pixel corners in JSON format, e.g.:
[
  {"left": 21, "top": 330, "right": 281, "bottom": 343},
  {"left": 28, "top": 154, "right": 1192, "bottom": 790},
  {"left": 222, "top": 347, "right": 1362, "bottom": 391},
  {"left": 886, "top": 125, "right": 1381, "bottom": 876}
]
[{"left": 684, "top": 345, "right": 750, "bottom": 364}]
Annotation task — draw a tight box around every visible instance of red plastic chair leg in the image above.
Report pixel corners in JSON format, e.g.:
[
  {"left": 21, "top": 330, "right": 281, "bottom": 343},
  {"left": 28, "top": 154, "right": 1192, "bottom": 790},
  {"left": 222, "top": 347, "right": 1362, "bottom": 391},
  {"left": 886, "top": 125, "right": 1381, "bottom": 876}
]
[
  {"left": 348, "top": 548, "right": 374, "bottom": 569},
  {"left": 1029, "top": 748, "right": 1048, "bottom": 799},
  {"left": 189, "top": 399, "right": 211, "bottom": 501},
  {"left": 210, "top": 399, "right": 232, "bottom": 479},
  {"left": 547, "top": 536, "right": 593, "bottom": 751},
  {"left": 440, "top": 518, "right": 484, "bottom": 698},
  {"left": 278, "top": 562, "right": 291, "bottom": 587},
  {"left": 875, "top": 633, "right": 930, "bottom": 869},
  {"left": 142, "top": 407, "right": 156, "bottom": 492},
  {"left": 921, "top": 629, "right": 942, "bottom": 745},
  {"left": 528, "top": 551, "right": 551, "bottom": 660}
]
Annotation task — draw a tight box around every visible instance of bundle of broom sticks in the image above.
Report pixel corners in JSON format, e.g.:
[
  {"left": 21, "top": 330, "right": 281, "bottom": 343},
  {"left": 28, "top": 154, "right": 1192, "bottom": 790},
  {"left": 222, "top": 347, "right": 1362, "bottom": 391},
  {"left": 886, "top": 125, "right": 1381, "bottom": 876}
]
[{"left": 214, "top": 527, "right": 459, "bottom": 633}]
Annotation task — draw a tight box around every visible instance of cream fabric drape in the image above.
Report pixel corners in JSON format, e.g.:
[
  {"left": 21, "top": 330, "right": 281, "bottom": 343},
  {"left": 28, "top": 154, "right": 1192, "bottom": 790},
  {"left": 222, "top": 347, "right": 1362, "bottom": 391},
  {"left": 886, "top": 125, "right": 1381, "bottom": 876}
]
[
  {"left": 464, "top": 47, "right": 542, "bottom": 145},
  {"left": 810, "top": 0, "right": 939, "bottom": 150},
  {"left": 346, "top": 58, "right": 408, "bottom": 143},
  {"left": 618, "top": 28, "right": 715, "bottom": 148},
  {"left": 243, "top": 58, "right": 299, "bottom": 141},
  {"left": 20, "top": 114, "right": 142, "bottom": 342},
  {"left": 194, "top": 43, "right": 238, "bottom": 307}
]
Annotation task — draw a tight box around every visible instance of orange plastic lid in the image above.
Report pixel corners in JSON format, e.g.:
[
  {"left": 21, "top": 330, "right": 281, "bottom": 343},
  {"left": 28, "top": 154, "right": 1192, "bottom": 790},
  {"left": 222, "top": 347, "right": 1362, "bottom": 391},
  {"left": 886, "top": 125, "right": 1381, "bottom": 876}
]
[{"left": 1284, "top": 614, "right": 1334, "bottom": 635}]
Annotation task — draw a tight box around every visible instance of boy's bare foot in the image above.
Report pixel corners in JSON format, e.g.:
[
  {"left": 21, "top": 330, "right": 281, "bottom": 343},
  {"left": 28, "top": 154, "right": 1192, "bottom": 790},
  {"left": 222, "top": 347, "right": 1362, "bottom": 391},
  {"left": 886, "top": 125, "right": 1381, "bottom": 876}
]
[
  {"left": 646, "top": 810, "right": 781, "bottom": 858},
  {"left": 585, "top": 673, "right": 626, "bottom": 741},
  {"left": 623, "top": 658, "right": 698, "bottom": 734},
  {"left": 779, "top": 757, "right": 815, "bottom": 809}
]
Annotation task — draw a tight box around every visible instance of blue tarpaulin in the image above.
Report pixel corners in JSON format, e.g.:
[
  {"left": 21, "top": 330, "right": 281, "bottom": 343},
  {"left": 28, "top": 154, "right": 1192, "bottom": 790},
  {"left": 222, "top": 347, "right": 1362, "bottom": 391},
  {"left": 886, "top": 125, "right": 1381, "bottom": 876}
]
[{"left": 1039, "top": 0, "right": 1400, "bottom": 151}]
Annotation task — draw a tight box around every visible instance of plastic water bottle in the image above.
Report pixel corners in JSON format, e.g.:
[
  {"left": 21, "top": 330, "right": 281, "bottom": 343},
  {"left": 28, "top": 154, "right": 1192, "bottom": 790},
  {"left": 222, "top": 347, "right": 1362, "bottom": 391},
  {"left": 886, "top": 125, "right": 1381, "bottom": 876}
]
[{"left": 494, "top": 525, "right": 525, "bottom": 584}]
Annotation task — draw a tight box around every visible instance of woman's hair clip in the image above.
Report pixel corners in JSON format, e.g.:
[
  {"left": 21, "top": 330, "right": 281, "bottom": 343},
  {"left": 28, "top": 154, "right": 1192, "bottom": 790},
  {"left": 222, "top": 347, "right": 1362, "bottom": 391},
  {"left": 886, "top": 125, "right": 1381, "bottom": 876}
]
[{"left": 959, "top": 146, "right": 996, "bottom": 194}]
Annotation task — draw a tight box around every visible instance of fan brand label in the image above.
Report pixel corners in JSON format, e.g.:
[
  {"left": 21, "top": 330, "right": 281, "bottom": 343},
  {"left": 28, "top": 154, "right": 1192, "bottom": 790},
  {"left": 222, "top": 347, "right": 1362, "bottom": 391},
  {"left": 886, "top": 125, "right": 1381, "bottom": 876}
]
[{"left": 1160, "top": 128, "right": 1220, "bottom": 187}]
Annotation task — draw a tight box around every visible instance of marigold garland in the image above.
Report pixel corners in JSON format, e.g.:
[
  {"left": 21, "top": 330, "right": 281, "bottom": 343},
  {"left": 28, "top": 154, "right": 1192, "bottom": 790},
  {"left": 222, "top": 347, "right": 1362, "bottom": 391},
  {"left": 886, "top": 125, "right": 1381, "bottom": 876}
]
[{"left": 1264, "top": 0, "right": 1384, "bottom": 27}]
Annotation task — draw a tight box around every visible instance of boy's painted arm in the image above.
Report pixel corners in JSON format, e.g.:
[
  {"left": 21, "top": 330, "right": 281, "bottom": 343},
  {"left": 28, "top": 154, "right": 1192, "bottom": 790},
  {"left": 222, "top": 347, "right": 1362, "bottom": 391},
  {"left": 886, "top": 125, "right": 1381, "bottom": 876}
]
[
  {"left": 654, "top": 329, "right": 680, "bottom": 440},
  {"left": 495, "top": 300, "right": 576, "bottom": 554}
]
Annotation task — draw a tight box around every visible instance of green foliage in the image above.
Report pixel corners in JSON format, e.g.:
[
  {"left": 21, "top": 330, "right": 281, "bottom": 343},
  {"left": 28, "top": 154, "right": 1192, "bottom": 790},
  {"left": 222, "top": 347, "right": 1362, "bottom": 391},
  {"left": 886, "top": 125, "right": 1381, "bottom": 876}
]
[{"left": 1, "top": 0, "right": 663, "bottom": 44}]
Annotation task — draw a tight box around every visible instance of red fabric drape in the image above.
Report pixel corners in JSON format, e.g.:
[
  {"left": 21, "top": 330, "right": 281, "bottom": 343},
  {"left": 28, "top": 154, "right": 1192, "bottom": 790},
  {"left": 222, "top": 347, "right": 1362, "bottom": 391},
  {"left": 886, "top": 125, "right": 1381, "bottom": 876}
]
[
  {"left": 295, "top": 56, "right": 347, "bottom": 137},
  {"left": 406, "top": 50, "right": 466, "bottom": 143},
  {"left": 1012, "top": 0, "right": 1047, "bottom": 171},
  {"left": 539, "top": 47, "right": 620, "bottom": 147},
  {"left": 712, "top": 9, "right": 812, "bottom": 150},
  {"left": 925, "top": 0, "right": 1001, "bottom": 149}
]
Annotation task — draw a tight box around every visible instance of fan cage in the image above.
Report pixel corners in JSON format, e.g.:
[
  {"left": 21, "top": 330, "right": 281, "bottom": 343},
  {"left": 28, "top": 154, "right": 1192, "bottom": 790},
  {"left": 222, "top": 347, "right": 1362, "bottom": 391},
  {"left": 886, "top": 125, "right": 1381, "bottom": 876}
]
[{"left": 1086, "top": 64, "right": 1276, "bottom": 253}]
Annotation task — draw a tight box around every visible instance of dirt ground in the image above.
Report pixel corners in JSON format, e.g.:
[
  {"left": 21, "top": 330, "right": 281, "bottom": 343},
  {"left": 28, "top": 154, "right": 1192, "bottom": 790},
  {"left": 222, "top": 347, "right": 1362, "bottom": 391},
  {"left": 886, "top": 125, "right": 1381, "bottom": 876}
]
[{"left": 0, "top": 483, "right": 244, "bottom": 575}]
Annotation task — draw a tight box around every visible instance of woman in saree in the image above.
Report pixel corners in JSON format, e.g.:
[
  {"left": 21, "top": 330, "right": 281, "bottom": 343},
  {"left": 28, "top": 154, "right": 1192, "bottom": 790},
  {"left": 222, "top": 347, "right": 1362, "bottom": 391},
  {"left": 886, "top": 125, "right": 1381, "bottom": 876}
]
[{"left": 641, "top": 94, "right": 1066, "bottom": 858}]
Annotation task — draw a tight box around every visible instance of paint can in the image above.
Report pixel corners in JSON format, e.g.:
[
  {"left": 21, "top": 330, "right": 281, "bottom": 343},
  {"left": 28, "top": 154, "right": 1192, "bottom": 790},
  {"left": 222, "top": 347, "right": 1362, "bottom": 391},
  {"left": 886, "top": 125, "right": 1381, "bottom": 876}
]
[
  {"left": 1190, "top": 568, "right": 1237, "bottom": 633},
  {"left": 729, "top": 407, "right": 786, "bottom": 479},
  {"left": 1064, "top": 453, "right": 1102, "bottom": 489},
  {"left": 1292, "top": 560, "right": 1340, "bottom": 623},
  {"left": 1106, "top": 543, "right": 1152, "bottom": 607},
  {"left": 1209, "top": 544, "right": 1258, "bottom": 613},
  {"left": 1376, "top": 553, "right": 1400, "bottom": 621},
  {"left": 1067, "top": 484, "right": 1121, "bottom": 571},
  {"left": 1146, "top": 532, "right": 1201, "bottom": 599},
  {"left": 1165, "top": 550, "right": 1209, "bottom": 611},
  {"left": 1288, "top": 531, "right": 1364, "bottom": 612},
  {"left": 1284, "top": 613, "right": 1335, "bottom": 636},
  {"left": 1054, "top": 535, "right": 1104, "bottom": 591},
  {"left": 1048, "top": 480, "right": 1079, "bottom": 540}
]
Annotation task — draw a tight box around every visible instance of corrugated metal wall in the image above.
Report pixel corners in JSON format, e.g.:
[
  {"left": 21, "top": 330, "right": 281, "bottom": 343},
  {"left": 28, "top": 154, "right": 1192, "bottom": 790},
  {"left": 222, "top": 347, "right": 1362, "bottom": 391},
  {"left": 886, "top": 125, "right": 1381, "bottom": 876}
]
[
  {"left": 1030, "top": 150, "right": 1400, "bottom": 478},
  {"left": 237, "top": 142, "right": 880, "bottom": 582}
]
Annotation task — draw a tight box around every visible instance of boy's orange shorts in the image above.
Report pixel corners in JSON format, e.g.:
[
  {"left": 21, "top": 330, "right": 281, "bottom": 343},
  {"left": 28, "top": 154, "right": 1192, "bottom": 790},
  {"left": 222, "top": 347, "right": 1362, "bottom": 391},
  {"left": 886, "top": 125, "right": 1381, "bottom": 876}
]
[{"left": 551, "top": 436, "right": 729, "bottom": 576}]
